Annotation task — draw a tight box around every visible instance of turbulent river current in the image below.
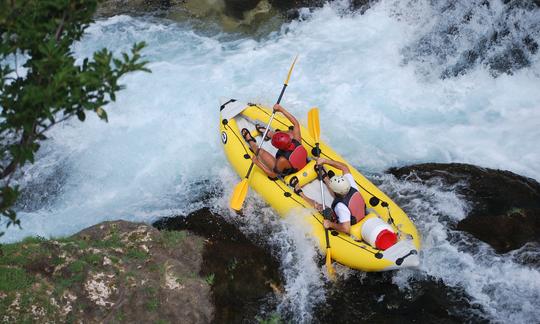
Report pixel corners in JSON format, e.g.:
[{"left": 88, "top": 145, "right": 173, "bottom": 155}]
[{"left": 4, "top": 0, "right": 540, "bottom": 322}]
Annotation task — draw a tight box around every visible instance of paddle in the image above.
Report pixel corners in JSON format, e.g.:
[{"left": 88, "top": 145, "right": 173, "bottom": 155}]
[
  {"left": 308, "top": 107, "right": 336, "bottom": 280},
  {"left": 230, "top": 56, "right": 298, "bottom": 211}
]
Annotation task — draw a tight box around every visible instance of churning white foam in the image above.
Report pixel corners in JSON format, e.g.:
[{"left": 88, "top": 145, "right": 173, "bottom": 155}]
[
  {"left": 7, "top": 0, "right": 539, "bottom": 242},
  {"left": 222, "top": 199, "right": 326, "bottom": 323}
]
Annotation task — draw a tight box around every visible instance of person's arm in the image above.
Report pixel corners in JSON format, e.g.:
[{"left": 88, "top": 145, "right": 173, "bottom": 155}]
[
  {"left": 322, "top": 176, "right": 335, "bottom": 199},
  {"left": 323, "top": 219, "right": 351, "bottom": 234},
  {"left": 273, "top": 104, "right": 301, "bottom": 141},
  {"left": 251, "top": 156, "right": 278, "bottom": 178},
  {"left": 323, "top": 202, "right": 352, "bottom": 234},
  {"left": 316, "top": 157, "right": 350, "bottom": 174},
  {"left": 299, "top": 192, "right": 323, "bottom": 211},
  {"left": 317, "top": 166, "right": 335, "bottom": 199},
  {"left": 294, "top": 183, "right": 323, "bottom": 211}
]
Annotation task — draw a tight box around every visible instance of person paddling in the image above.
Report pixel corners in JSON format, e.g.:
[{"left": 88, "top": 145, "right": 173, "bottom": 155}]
[
  {"left": 315, "top": 157, "right": 366, "bottom": 234},
  {"left": 241, "top": 104, "right": 308, "bottom": 179}
]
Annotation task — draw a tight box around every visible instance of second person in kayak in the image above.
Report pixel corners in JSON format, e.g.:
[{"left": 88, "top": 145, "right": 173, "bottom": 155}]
[
  {"left": 241, "top": 104, "right": 308, "bottom": 179},
  {"left": 316, "top": 157, "right": 367, "bottom": 234}
]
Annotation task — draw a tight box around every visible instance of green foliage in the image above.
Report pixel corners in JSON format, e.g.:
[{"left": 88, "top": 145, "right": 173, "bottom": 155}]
[
  {"left": 146, "top": 298, "right": 159, "bottom": 312},
  {"left": 68, "top": 259, "right": 85, "bottom": 273},
  {"left": 0, "top": 238, "right": 52, "bottom": 267},
  {"left": 0, "top": 0, "right": 150, "bottom": 231},
  {"left": 21, "top": 235, "right": 47, "bottom": 244},
  {"left": 76, "top": 239, "right": 89, "bottom": 250},
  {"left": 126, "top": 247, "right": 148, "bottom": 260},
  {"left": 94, "top": 232, "right": 122, "bottom": 248},
  {"left": 256, "top": 313, "right": 282, "bottom": 324},
  {"left": 160, "top": 230, "right": 187, "bottom": 248},
  {"left": 0, "top": 266, "right": 33, "bottom": 291},
  {"left": 115, "top": 311, "right": 126, "bottom": 323},
  {"left": 144, "top": 285, "right": 159, "bottom": 312},
  {"left": 83, "top": 253, "right": 102, "bottom": 265},
  {"left": 205, "top": 273, "right": 215, "bottom": 285},
  {"left": 155, "top": 320, "right": 170, "bottom": 324},
  {"left": 54, "top": 272, "right": 85, "bottom": 293}
]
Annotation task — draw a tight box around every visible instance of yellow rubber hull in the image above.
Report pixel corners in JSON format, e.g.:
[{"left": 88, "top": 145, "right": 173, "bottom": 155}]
[{"left": 220, "top": 100, "right": 421, "bottom": 271}]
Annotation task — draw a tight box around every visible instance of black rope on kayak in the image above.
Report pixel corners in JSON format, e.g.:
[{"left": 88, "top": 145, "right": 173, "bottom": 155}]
[
  {"left": 333, "top": 234, "right": 378, "bottom": 255},
  {"left": 224, "top": 123, "right": 251, "bottom": 156},
  {"left": 353, "top": 180, "right": 385, "bottom": 205},
  {"left": 273, "top": 179, "right": 306, "bottom": 206}
]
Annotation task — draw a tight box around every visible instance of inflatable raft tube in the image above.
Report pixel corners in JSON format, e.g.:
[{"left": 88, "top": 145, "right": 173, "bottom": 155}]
[{"left": 220, "top": 99, "right": 421, "bottom": 271}]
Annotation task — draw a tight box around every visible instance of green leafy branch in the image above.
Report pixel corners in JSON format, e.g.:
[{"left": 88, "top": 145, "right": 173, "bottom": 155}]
[{"left": 0, "top": 0, "right": 151, "bottom": 234}]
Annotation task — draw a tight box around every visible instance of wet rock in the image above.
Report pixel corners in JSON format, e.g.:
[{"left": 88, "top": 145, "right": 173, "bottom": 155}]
[
  {"left": 387, "top": 163, "right": 540, "bottom": 254},
  {"left": 154, "top": 208, "right": 282, "bottom": 323},
  {"left": 268, "top": 0, "right": 325, "bottom": 11},
  {"left": 224, "top": 0, "right": 262, "bottom": 19},
  {"left": 268, "top": 0, "right": 374, "bottom": 19},
  {"left": 509, "top": 242, "right": 540, "bottom": 268},
  {"left": 316, "top": 272, "right": 487, "bottom": 323},
  {"left": 96, "top": 0, "right": 171, "bottom": 17}
]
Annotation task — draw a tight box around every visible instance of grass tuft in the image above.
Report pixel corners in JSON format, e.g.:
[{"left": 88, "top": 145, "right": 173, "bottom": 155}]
[
  {"left": 0, "top": 267, "right": 33, "bottom": 291},
  {"left": 205, "top": 273, "right": 215, "bottom": 285},
  {"left": 160, "top": 231, "right": 187, "bottom": 249}
]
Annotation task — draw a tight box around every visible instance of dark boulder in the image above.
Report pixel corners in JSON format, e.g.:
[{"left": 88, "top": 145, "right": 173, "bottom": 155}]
[
  {"left": 154, "top": 208, "right": 282, "bottom": 323},
  {"left": 224, "top": 0, "right": 262, "bottom": 19},
  {"left": 269, "top": 0, "right": 325, "bottom": 11},
  {"left": 316, "top": 272, "right": 487, "bottom": 323},
  {"left": 96, "top": 0, "right": 170, "bottom": 17},
  {"left": 387, "top": 163, "right": 540, "bottom": 253}
]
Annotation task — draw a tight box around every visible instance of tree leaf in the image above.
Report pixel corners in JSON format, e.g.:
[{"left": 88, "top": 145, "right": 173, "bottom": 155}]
[{"left": 77, "top": 110, "right": 86, "bottom": 121}]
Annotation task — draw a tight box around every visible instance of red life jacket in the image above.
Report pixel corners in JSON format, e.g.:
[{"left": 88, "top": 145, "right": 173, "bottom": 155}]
[
  {"left": 331, "top": 187, "right": 366, "bottom": 224},
  {"left": 275, "top": 139, "right": 308, "bottom": 174}
]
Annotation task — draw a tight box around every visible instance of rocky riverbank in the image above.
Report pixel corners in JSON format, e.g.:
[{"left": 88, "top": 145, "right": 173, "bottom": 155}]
[
  {"left": 96, "top": 0, "right": 372, "bottom": 17},
  {"left": 0, "top": 221, "right": 213, "bottom": 322},
  {"left": 0, "top": 213, "right": 282, "bottom": 323},
  {"left": 96, "top": 0, "right": 373, "bottom": 32}
]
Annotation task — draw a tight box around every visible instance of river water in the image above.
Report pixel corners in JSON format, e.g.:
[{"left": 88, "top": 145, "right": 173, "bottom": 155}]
[{"left": 5, "top": 0, "right": 540, "bottom": 322}]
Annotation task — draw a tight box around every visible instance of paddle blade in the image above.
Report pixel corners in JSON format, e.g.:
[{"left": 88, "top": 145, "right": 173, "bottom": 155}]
[
  {"left": 308, "top": 107, "right": 320, "bottom": 142},
  {"left": 326, "top": 247, "right": 336, "bottom": 280},
  {"left": 284, "top": 55, "right": 299, "bottom": 85},
  {"left": 230, "top": 179, "right": 249, "bottom": 211}
]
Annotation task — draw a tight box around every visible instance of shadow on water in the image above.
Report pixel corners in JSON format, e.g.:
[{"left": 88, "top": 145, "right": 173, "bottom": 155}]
[{"left": 154, "top": 208, "right": 283, "bottom": 323}]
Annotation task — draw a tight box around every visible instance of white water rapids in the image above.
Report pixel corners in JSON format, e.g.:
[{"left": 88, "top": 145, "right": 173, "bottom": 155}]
[{"left": 4, "top": 0, "right": 540, "bottom": 322}]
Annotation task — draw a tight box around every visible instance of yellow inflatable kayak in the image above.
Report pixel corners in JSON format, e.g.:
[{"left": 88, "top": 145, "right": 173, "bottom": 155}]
[{"left": 220, "top": 99, "right": 421, "bottom": 271}]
